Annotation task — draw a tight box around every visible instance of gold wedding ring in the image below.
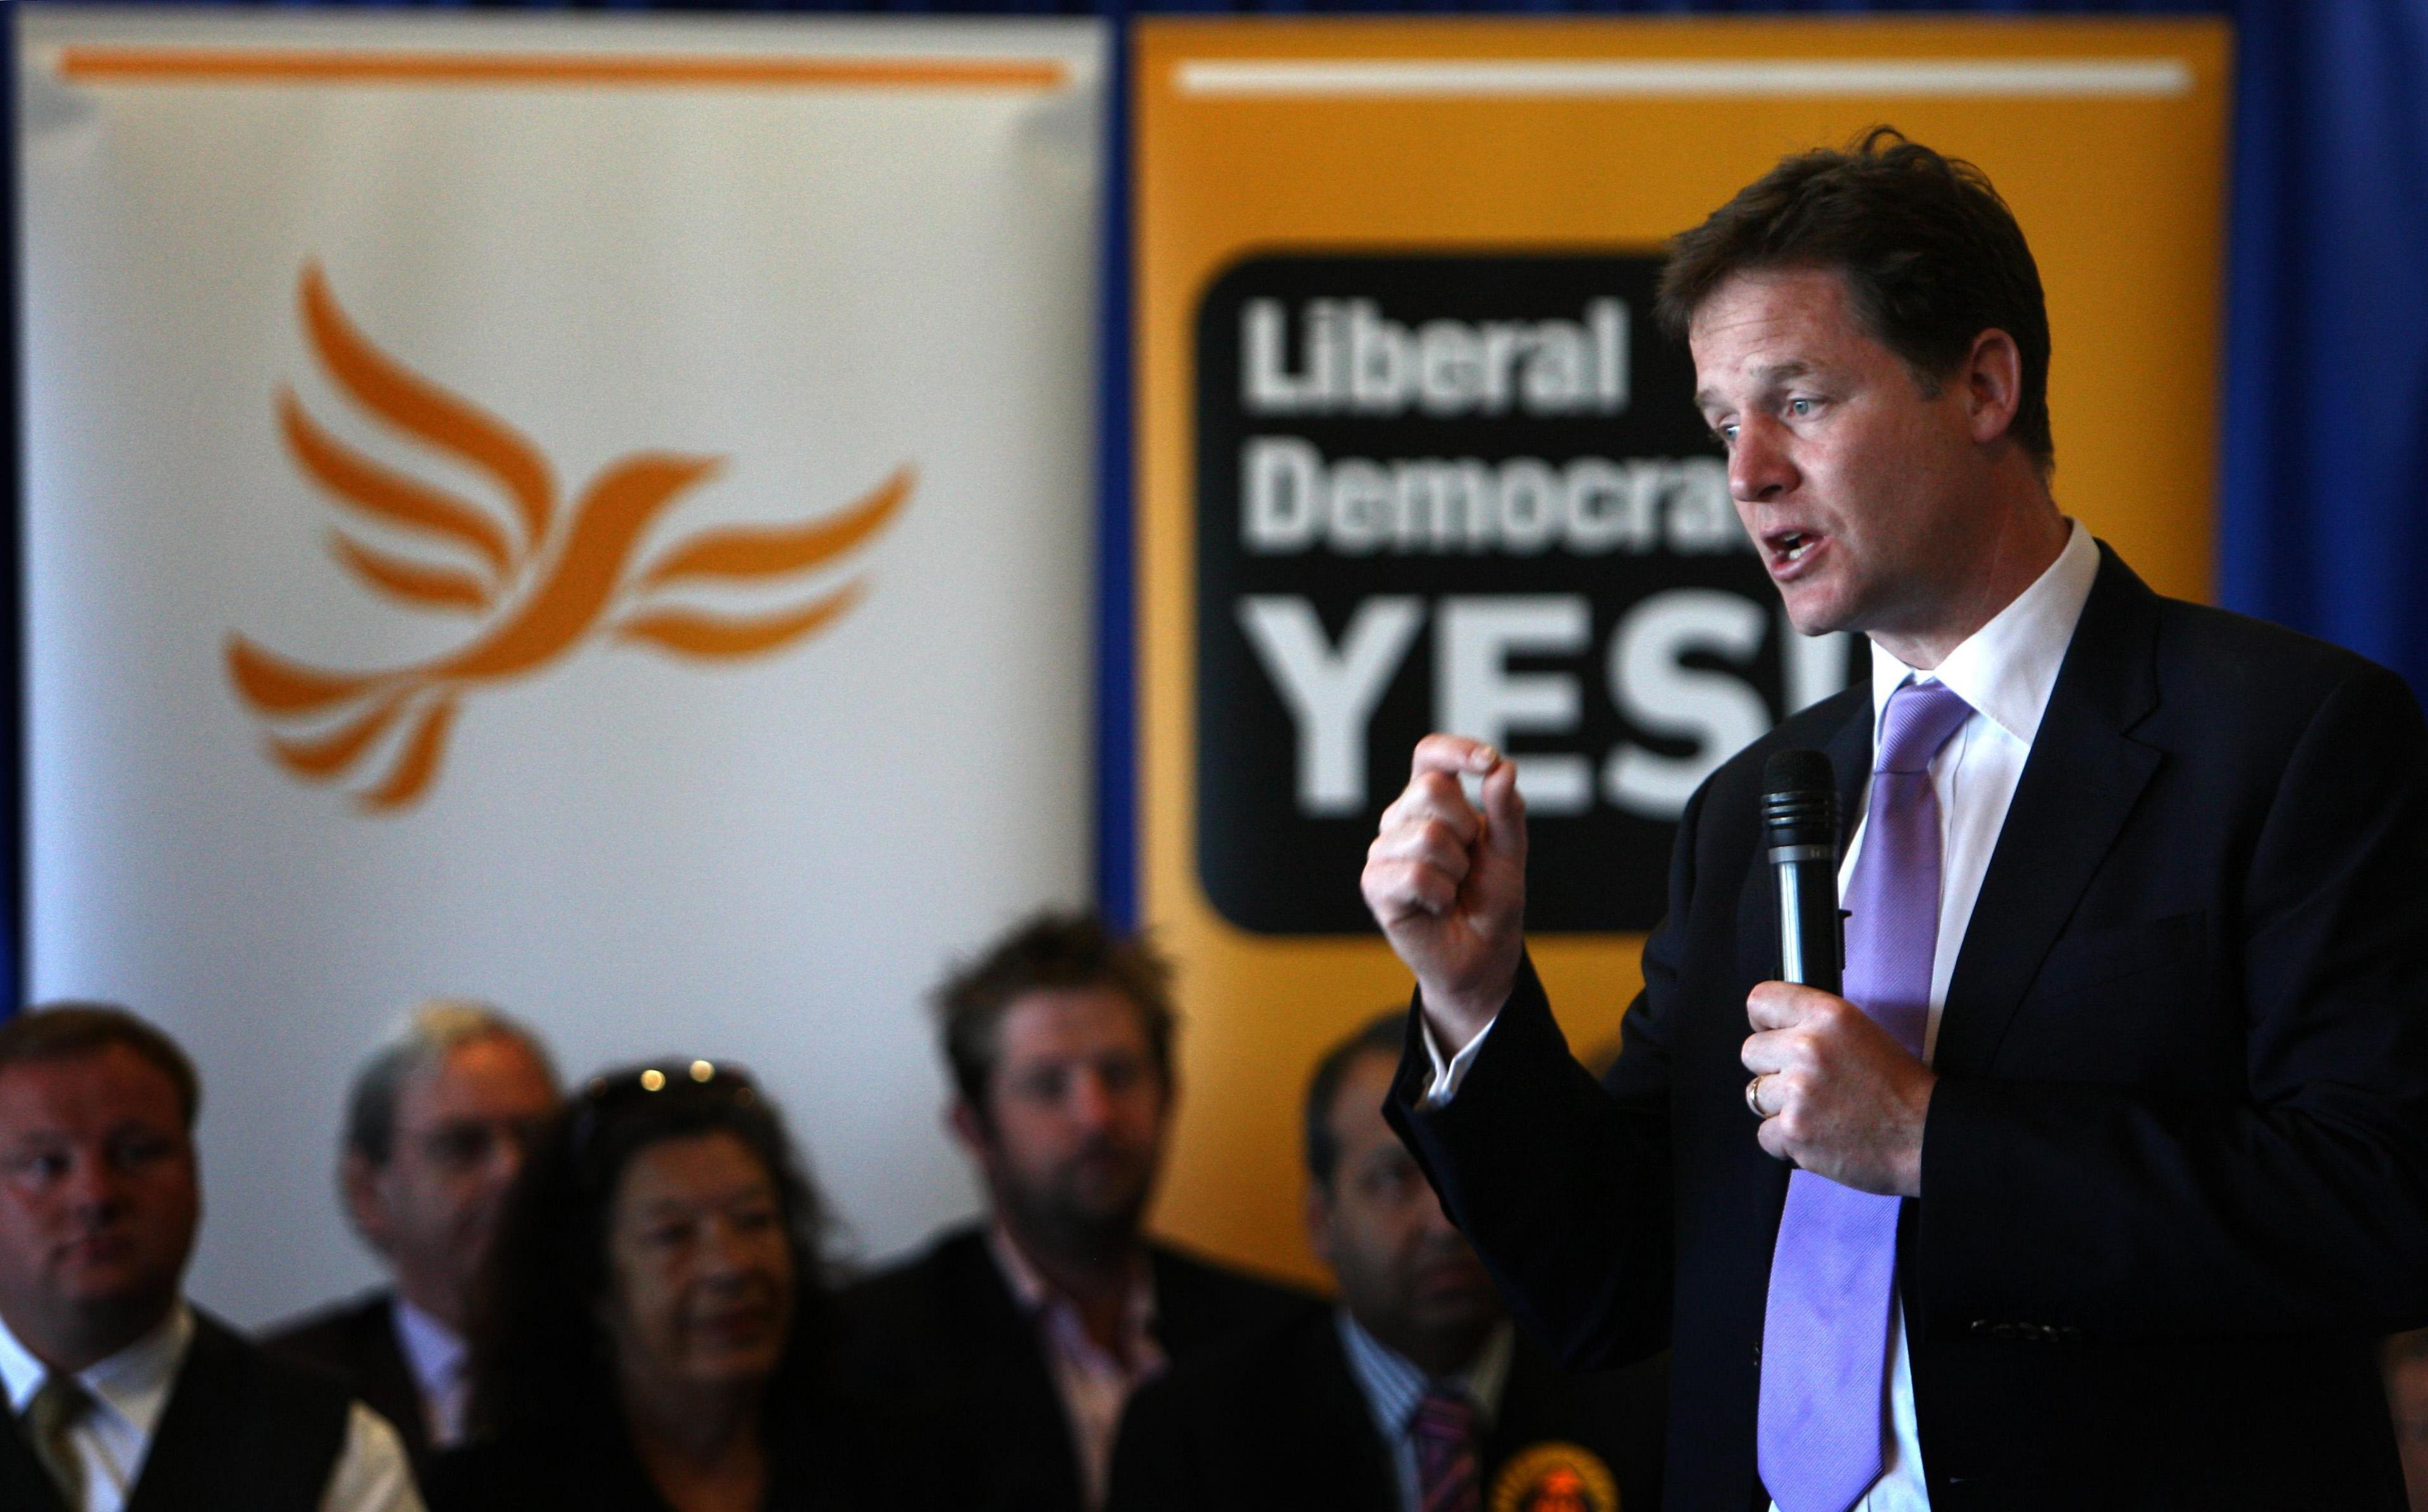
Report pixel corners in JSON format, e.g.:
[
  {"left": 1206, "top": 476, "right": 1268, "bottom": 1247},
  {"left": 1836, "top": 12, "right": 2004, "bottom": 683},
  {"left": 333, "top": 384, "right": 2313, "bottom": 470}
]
[{"left": 1745, "top": 1074, "right": 1769, "bottom": 1119}]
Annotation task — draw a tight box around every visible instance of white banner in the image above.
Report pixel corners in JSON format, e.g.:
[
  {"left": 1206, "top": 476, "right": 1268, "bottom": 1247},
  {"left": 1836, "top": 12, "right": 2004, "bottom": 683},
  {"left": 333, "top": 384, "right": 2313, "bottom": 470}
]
[{"left": 19, "top": 6, "right": 1105, "bottom": 1325}]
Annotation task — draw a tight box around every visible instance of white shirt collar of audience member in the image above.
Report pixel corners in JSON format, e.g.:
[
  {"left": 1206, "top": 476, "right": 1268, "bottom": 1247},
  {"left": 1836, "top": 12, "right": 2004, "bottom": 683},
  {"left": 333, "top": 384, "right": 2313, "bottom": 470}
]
[
  {"left": 1336, "top": 1307, "right": 1516, "bottom": 1437},
  {"left": 389, "top": 1294, "right": 470, "bottom": 1446},
  {"left": 0, "top": 1300, "right": 195, "bottom": 1496}
]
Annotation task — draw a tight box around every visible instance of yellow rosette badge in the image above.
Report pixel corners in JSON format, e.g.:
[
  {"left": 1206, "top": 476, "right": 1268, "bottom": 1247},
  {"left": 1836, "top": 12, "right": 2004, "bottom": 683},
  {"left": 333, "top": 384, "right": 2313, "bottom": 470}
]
[{"left": 1488, "top": 1441, "right": 1619, "bottom": 1512}]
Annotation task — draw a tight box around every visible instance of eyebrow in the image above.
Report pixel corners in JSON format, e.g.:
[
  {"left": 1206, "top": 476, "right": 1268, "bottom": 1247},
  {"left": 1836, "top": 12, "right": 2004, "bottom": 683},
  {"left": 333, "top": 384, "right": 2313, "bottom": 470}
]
[{"left": 1695, "top": 359, "right": 1817, "bottom": 413}]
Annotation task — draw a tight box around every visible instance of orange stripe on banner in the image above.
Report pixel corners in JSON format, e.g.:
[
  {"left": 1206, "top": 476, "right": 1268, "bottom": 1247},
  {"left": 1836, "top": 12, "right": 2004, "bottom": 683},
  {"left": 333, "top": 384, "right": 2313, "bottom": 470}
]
[{"left": 54, "top": 48, "right": 1069, "bottom": 90}]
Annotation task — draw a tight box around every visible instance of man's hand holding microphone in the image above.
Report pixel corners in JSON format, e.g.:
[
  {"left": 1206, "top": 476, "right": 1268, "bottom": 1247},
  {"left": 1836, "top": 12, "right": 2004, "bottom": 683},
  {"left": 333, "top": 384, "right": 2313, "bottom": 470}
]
[{"left": 1359, "top": 735, "right": 1935, "bottom": 1197}]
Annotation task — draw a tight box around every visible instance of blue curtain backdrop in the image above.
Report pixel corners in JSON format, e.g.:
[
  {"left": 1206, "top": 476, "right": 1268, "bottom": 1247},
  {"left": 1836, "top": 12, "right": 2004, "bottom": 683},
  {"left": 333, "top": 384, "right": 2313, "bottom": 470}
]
[
  {"left": 2220, "top": 3, "right": 2428, "bottom": 712},
  {"left": 6, "top": 0, "right": 2422, "bottom": 989}
]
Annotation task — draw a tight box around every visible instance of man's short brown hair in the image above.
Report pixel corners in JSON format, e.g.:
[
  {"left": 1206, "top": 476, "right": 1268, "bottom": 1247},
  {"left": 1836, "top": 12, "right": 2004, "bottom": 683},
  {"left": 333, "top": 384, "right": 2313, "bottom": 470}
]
[
  {"left": 1303, "top": 1009, "right": 1409, "bottom": 1192},
  {"left": 933, "top": 911, "right": 1177, "bottom": 1118},
  {"left": 1656, "top": 126, "right": 2054, "bottom": 476},
  {"left": 0, "top": 1003, "right": 202, "bottom": 1128}
]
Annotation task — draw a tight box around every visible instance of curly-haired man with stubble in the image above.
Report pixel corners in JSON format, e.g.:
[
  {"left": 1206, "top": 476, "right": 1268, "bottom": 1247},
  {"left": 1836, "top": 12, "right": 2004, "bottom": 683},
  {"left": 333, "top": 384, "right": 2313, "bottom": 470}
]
[{"left": 831, "top": 912, "right": 1316, "bottom": 1512}]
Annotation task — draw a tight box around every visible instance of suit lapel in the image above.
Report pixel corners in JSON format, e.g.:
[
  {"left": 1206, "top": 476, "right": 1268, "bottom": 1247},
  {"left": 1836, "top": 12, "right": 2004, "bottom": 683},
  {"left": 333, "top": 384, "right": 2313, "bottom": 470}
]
[
  {"left": 957, "top": 1235, "right": 1089, "bottom": 1511},
  {"left": 1144, "top": 1247, "right": 1209, "bottom": 1353},
  {"left": 364, "top": 1300, "right": 432, "bottom": 1468},
  {"left": 1931, "top": 547, "right": 2163, "bottom": 1075},
  {"left": 0, "top": 1406, "right": 71, "bottom": 1512},
  {"left": 1301, "top": 1320, "right": 1402, "bottom": 1512},
  {"left": 1827, "top": 692, "right": 1873, "bottom": 855}
]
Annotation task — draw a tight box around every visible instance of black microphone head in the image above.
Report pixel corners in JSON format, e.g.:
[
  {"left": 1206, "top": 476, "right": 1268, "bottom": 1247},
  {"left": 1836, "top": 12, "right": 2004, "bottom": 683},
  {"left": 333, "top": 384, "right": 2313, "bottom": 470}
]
[{"left": 1762, "top": 748, "right": 1837, "bottom": 850}]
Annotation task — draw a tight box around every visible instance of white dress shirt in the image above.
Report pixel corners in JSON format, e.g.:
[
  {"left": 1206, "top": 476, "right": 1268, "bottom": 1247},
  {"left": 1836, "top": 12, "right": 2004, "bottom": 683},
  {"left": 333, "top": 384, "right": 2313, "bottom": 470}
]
[
  {"left": 1336, "top": 1312, "right": 1516, "bottom": 1512},
  {"left": 1425, "top": 520, "right": 2101, "bottom": 1509},
  {"left": 0, "top": 1301, "right": 425, "bottom": 1512},
  {"left": 388, "top": 1296, "right": 469, "bottom": 1449}
]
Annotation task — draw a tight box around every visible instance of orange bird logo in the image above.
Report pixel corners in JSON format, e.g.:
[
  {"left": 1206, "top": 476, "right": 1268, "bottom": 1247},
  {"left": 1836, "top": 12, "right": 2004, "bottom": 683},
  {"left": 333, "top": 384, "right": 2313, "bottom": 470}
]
[{"left": 228, "top": 262, "right": 911, "bottom": 812}]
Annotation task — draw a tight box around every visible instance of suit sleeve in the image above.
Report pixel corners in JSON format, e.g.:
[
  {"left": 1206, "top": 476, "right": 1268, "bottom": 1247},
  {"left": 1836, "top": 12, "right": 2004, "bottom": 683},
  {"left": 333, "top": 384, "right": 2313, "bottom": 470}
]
[
  {"left": 1382, "top": 784, "right": 1703, "bottom": 1373},
  {"left": 1920, "top": 662, "right": 2428, "bottom": 1338}
]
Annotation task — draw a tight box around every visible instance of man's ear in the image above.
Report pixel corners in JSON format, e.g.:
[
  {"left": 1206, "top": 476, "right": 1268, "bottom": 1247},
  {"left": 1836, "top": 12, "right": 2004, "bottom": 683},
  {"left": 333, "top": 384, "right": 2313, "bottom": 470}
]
[
  {"left": 341, "top": 1150, "right": 393, "bottom": 1257},
  {"left": 1155, "top": 1066, "right": 1180, "bottom": 1125},
  {"left": 1303, "top": 1178, "right": 1335, "bottom": 1269},
  {"left": 1961, "top": 327, "right": 2025, "bottom": 446},
  {"left": 947, "top": 1098, "right": 990, "bottom": 1159}
]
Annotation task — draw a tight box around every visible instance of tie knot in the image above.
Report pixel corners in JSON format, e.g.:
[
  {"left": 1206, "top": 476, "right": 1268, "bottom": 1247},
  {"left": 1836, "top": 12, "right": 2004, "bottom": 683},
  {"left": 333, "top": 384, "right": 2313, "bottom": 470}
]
[
  {"left": 1875, "top": 678, "right": 1973, "bottom": 775},
  {"left": 25, "top": 1372, "right": 89, "bottom": 1432},
  {"left": 1413, "top": 1385, "right": 1478, "bottom": 1447}
]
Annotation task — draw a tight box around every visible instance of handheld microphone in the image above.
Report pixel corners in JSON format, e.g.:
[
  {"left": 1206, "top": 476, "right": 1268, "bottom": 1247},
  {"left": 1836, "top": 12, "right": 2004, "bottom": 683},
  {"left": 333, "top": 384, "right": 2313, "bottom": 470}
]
[{"left": 1762, "top": 749, "right": 1841, "bottom": 994}]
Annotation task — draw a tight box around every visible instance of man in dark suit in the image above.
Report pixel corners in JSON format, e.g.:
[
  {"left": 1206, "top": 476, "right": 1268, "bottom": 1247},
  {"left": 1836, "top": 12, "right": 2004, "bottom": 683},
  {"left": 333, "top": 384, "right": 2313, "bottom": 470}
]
[
  {"left": 833, "top": 911, "right": 1315, "bottom": 1512},
  {"left": 264, "top": 1002, "right": 557, "bottom": 1487},
  {"left": 1361, "top": 131, "right": 2428, "bottom": 1510},
  {"left": 0, "top": 1004, "right": 419, "bottom": 1511},
  {"left": 1108, "top": 1011, "right": 1664, "bottom": 1512}
]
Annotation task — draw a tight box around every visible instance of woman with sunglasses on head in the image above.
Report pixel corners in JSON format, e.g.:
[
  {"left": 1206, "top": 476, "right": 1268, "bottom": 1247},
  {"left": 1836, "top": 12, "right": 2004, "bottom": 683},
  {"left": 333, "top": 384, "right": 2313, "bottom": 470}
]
[{"left": 424, "top": 1061, "right": 957, "bottom": 1512}]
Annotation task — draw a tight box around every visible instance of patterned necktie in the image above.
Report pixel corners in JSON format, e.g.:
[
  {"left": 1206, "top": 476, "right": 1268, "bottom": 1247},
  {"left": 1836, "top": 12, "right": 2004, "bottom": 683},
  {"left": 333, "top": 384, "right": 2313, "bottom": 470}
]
[
  {"left": 23, "top": 1372, "right": 91, "bottom": 1512},
  {"left": 1412, "top": 1385, "right": 1483, "bottom": 1512},
  {"left": 1758, "top": 677, "right": 1973, "bottom": 1512}
]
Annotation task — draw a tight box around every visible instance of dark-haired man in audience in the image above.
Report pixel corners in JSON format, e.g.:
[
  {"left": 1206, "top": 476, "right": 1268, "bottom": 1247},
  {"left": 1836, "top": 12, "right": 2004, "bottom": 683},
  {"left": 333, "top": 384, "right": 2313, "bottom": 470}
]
[
  {"left": 0, "top": 1003, "right": 421, "bottom": 1511},
  {"left": 833, "top": 911, "right": 1316, "bottom": 1512},
  {"left": 1108, "top": 1011, "right": 1665, "bottom": 1512},
  {"left": 266, "top": 1001, "right": 557, "bottom": 1489}
]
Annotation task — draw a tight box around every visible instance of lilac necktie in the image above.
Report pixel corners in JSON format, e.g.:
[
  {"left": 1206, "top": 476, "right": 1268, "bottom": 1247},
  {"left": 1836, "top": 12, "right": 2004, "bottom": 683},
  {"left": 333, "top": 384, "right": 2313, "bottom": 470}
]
[{"left": 1758, "top": 676, "right": 1973, "bottom": 1512}]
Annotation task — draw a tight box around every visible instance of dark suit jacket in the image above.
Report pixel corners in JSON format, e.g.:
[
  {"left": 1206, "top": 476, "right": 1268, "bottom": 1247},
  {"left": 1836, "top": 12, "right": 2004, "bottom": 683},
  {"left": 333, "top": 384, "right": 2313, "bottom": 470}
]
[
  {"left": 830, "top": 1224, "right": 1319, "bottom": 1512},
  {"left": 424, "top": 1381, "right": 964, "bottom": 1512},
  {"left": 1, "top": 1309, "right": 352, "bottom": 1512},
  {"left": 264, "top": 1289, "right": 432, "bottom": 1480},
  {"left": 1105, "top": 1305, "right": 1667, "bottom": 1512},
  {"left": 1388, "top": 548, "right": 2428, "bottom": 1510}
]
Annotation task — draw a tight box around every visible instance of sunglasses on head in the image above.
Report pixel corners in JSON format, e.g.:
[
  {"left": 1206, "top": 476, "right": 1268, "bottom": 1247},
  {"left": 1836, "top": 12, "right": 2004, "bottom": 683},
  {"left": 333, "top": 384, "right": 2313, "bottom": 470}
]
[{"left": 568, "top": 1059, "right": 761, "bottom": 1159}]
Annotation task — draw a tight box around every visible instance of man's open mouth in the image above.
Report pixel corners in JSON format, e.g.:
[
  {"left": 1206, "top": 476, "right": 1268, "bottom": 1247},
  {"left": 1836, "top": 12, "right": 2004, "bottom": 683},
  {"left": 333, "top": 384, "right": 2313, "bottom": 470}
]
[{"left": 1766, "top": 528, "right": 1819, "bottom": 568}]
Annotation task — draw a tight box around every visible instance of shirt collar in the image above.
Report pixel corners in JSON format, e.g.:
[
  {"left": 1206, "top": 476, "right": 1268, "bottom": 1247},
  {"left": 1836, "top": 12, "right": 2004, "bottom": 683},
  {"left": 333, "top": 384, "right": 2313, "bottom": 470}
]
[
  {"left": 987, "top": 1222, "right": 1051, "bottom": 1312},
  {"left": 1335, "top": 1308, "right": 1517, "bottom": 1437},
  {"left": 1869, "top": 518, "right": 2099, "bottom": 749},
  {"left": 985, "top": 1222, "right": 1158, "bottom": 1338},
  {"left": 79, "top": 1304, "right": 192, "bottom": 1446},
  {"left": 0, "top": 1300, "right": 193, "bottom": 1440},
  {"left": 390, "top": 1295, "right": 467, "bottom": 1400},
  {"left": 0, "top": 1304, "right": 46, "bottom": 1412}
]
